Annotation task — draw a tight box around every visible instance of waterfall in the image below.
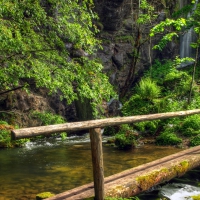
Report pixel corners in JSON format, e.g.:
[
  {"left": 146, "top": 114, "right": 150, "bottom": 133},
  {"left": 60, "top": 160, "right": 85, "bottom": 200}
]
[
  {"left": 179, "top": 0, "right": 198, "bottom": 62},
  {"left": 180, "top": 27, "right": 196, "bottom": 59}
]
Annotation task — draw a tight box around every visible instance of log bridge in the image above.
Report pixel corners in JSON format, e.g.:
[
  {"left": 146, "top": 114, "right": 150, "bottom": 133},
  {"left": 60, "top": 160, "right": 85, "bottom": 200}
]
[{"left": 11, "top": 109, "right": 200, "bottom": 200}]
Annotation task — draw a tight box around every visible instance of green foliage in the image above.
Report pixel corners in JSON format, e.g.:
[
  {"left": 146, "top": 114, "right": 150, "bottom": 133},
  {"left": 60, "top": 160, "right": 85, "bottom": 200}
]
[
  {"left": 122, "top": 94, "right": 157, "bottom": 116},
  {"left": 145, "top": 59, "right": 192, "bottom": 98},
  {"left": 156, "top": 131, "right": 182, "bottom": 146},
  {"left": 150, "top": 2, "right": 200, "bottom": 53},
  {"left": 31, "top": 111, "right": 65, "bottom": 125},
  {"left": 150, "top": 18, "right": 186, "bottom": 50},
  {"left": 36, "top": 192, "right": 55, "bottom": 200},
  {"left": 137, "top": 0, "right": 156, "bottom": 25},
  {"left": 122, "top": 78, "right": 161, "bottom": 116},
  {"left": 0, "top": 120, "right": 29, "bottom": 147},
  {"left": 60, "top": 132, "right": 67, "bottom": 140},
  {"left": 163, "top": 70, "right": 192, "bottom": 97},
  {"left": 153, "top": 98, "right": 181, "bottom": 113},
  {"left": 0, "top": 0, "right": 115, "bottom": 117},
  {"left": 0, "top": 120, "right": 8, "bottom": 125},
  {"left": 181, "top": 127, "right": 200, "bottom": 137},
  {"left": 31, "top": 111, "right": 67, "bottom": 139},
  {"left": 136, "top": 77, "right": 161, "bottom": 100},
  {"left": 134, "top": 120, "right": 160, "bottom": 135},
  {"left": 179, "top": 115, "right": 200, "bottom": 137},
  {"left": 173, "top": 56, "right": 195, "bottom": 67},
  {"left": 122, "top": 58, "right": 200, "bottom": 143},
  {"left": 188, "top": 95, "right": 200, "bottom": 110},
  {"left": 144, "top": 59, "right": 174, "bottom": 84},
  {"left": 115, "top": 124, "right": 137, "bottom": 150},
  {"left": 172, "top": 4, "right": 194, "bottom": 18},
  {"left": 0, "top": 128, "right": 12, "bottom": 147},
  {"left": 190, "top": 134, "right": 200, "bottom": 146}
]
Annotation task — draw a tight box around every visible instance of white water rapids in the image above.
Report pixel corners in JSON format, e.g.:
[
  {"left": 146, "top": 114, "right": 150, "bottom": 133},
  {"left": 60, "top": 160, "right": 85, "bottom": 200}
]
[{"left": 160, "top": 183, "right": 200, "bottom": 200}]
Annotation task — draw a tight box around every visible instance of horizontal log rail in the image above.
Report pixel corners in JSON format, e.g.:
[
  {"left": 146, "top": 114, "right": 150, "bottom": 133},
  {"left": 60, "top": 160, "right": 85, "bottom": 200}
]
[
  {"left": 11, "top": 109, "right": 200, "bottom": 140},
  {"left": 11, "top": 109, "right": 200, "bottom": 200}
]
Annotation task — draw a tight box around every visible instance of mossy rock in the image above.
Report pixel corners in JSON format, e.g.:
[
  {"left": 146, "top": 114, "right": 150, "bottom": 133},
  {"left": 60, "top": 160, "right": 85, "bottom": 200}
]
[
  {"left": 36, "top": 192, "right": 55, "bottom": 200},
  {"left": 191, "top": 194, "right": 200, "bottom": 200}
]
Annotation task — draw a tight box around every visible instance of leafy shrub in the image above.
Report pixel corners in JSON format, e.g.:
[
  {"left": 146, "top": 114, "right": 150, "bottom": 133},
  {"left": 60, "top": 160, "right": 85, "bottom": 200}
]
[
  {"left": 31, "top": 111, "right": 65, "bottom": 125},
  {"left": 0, "top": 121, "right": 29, "bottom": 147},
  {"left": 136, "top": 77, "right": 161, "bottom": 100},
  {"left": 0, "top": 120, "right": 8, "bottom": 125},
  {"left": 134, "top": 120, "right": 160, "bottom": 135},
  {"left": 155, "top": 97, "right": 185, "bottom": 113},
  {"left": 115, "top": 124, "right": 137, "bottom": 150},
  {"left": 122, "top": 95, "right": 156, "bottom": 116},
  {"left": 145, "top": 59, "right": 191, "bottom": 98},
  {"left": 179, "top": 115, "right": 200, "bottom": 137},
  {"left": 156, "top": 131, "right": 182, "bottom": 145},
  {"left": 190, "top": 134, "right": 200, "bottom": 147},
  {"left": 31, "top": 111, "right": 67, "bottom": 139},
  {"left": 144, "top": 59, "right": 173, "bottom": 85},
  {"left": 163, "top": 69, "right": 191, "bottom": 98},
  {"left": 188, "top": 95, "right": 200, "bottom": 109},
  {"left": 0, "top": 128, "right": 12, "bottom": 148},
  {"left": 122, "top": 78, "right": 161, "bottom": 117},
  {"left": 181, "top": 128, "right": 200, "bottom": 137}
]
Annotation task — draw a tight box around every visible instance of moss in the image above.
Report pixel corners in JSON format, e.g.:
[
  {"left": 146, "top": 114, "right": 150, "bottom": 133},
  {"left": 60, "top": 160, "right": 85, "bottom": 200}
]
[
  {"left": 173, "top": 160, "right": 189, "bottom": 175},
  {"left": 36, "top": 192, "right": 55, "bottom": 200},
  {"left": 191, "top": 194, "right": 200, "bottom": 200},
  {"left": 136, "top": 161, "right": 190, "bottom": 191},
  {"left": 136, "top": 168, "right": 169, "bottom": 191},
  {"left": 114, "top": 35, "right": 133, "bottom": 43}
]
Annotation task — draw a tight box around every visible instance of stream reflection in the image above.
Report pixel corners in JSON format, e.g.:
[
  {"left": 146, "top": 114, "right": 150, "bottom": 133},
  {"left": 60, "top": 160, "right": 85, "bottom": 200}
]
[{"left": 0, "top": 134, "right": 189, "bottom": 200}]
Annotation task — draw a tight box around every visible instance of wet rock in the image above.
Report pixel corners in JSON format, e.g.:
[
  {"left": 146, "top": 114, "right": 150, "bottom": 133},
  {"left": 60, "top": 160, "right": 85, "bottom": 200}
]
[
  {"left": 36, "top": 192, "right": 55, "bottom": 200},
  {"left": 101, "top": 0, "right": 131, "bottom": 31},
  {"left": 107, "top": 98, "right": 122, "bottom": 117}
]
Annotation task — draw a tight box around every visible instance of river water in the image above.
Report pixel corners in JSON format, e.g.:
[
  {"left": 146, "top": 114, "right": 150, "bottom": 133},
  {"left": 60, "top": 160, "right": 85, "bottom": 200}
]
[{"left": 0, "top": 134, "right": 199, "bottom": 200}]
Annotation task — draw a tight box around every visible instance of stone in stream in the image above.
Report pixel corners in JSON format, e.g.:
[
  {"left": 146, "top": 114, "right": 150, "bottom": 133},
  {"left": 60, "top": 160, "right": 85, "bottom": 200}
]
[{"left": 36, "top": 192, "right": 55, "bottom": 200}]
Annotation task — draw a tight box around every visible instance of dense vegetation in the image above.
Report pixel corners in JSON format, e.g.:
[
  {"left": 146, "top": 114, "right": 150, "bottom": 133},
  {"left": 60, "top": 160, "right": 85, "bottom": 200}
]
[
  {"left": 0, "top": 0, "right": 114, "bottom": 104},
  {"left": 0, "top": 0, "right": 114, "bottom": 147},
  {"left": 1, "top": 0, "right": 200, "bottom": 149},
  {"left": 106, "top": 0, "right": 200, "bottom": 149}
]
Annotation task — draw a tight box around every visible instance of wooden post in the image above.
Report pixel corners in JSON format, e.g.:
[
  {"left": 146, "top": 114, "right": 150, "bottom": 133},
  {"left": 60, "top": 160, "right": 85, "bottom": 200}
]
[{"left": 89, "top": 128, "right": 104, "bottom": 200}]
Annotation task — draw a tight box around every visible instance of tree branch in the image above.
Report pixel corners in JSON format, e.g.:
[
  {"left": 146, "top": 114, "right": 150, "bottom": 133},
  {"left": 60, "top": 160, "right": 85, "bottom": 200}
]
[{"left": 0, "top": 85, "right": 24, "bottom": 95}]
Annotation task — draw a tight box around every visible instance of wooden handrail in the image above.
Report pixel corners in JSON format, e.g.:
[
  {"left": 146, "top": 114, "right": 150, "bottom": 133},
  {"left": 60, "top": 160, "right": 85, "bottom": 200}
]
[
  {"left": 11, "top": 109, "right": 200, "bottom": 200},
  {"left": 11, "top": 109, "right": 200, "bottom": 140}
]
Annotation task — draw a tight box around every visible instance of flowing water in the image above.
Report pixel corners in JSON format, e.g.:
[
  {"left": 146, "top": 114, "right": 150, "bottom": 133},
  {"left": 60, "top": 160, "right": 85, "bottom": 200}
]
[
  {"left": 179, "top": 0, "right": 198, "bottom": 62},
  {"left": 138, "top": 167, "right": 200, "bottom": 200},
  {"left": 0, "top": 134, "right": 199, "bottom": 200}
]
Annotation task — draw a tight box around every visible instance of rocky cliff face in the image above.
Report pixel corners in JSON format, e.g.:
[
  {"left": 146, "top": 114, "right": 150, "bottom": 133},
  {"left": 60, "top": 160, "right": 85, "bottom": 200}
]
[
  {"left": 95, "top": 0, "right": 131, "bottom": 31},
  {"left": 95, "top": 0, "right": 179, "bottom": 97},
  {"left": 0, "top": 87, "right": 77, "bottom": 127}
]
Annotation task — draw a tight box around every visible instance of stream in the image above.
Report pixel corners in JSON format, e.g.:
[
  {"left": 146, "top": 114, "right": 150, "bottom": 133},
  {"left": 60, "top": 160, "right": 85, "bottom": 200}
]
[{"left": 0, "top": 134, "right": 200, "bottom": 200}]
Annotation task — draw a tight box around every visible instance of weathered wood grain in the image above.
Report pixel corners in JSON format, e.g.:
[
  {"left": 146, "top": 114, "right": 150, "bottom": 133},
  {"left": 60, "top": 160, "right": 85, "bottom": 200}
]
[
  {"left": 11, "top": 109, "right": 200, "bottom": 139},
  {"left": 90, "top": 128, "right": 104, "bottom": 200}
]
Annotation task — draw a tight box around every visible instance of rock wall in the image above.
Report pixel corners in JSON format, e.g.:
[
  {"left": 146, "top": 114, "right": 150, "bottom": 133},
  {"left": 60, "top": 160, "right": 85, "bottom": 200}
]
[
  {"left": 0, "top": 87, "right": 77, "bottom": 127},
  {"left": 95, "top": 0, "right": 180, "bottom": 96}
]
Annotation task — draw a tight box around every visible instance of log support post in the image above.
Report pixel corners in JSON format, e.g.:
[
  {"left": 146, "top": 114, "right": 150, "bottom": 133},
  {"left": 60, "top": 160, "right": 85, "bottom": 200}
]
[{"left": 89, "top": 128, "right": 104, "bottom": 200}]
